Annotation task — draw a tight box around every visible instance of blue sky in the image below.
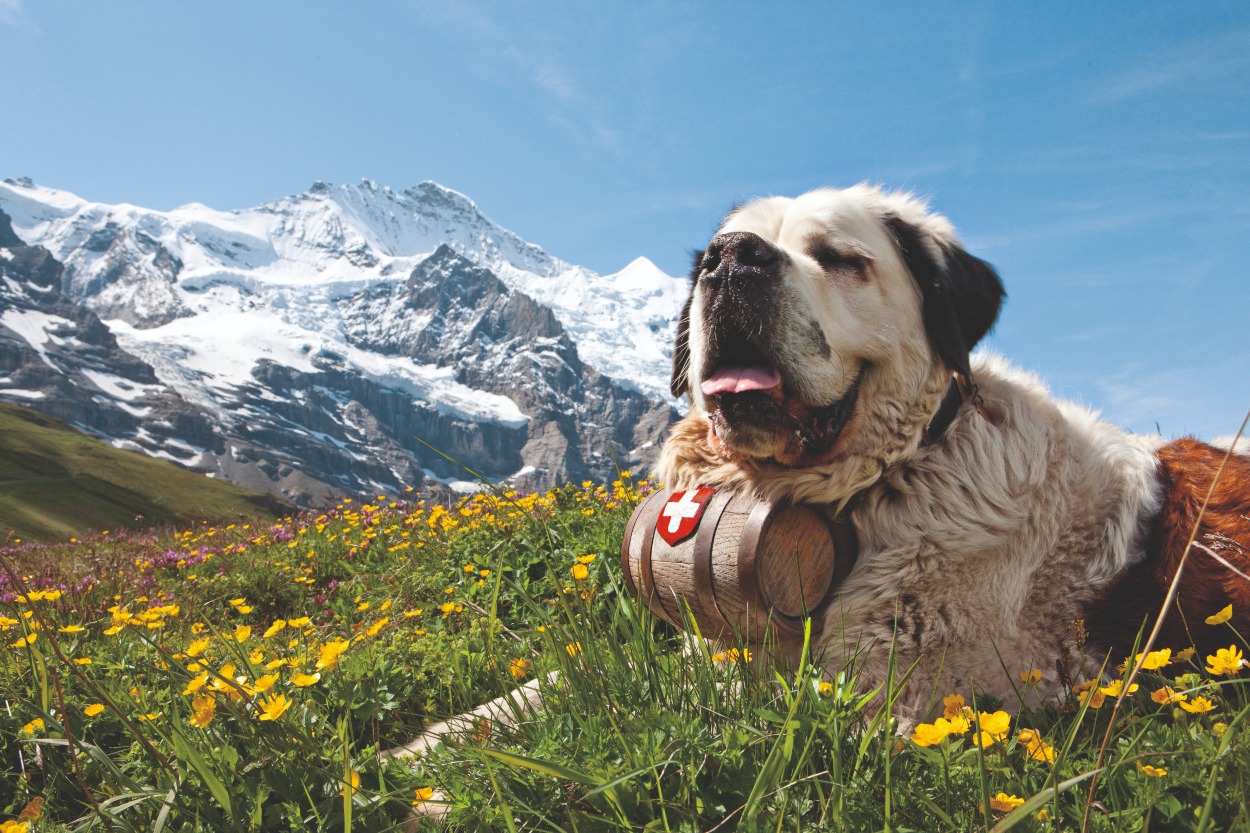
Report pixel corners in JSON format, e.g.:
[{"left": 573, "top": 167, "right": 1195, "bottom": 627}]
[{"left": 2, "top": 1, "right": 1248, "bottom": 439}]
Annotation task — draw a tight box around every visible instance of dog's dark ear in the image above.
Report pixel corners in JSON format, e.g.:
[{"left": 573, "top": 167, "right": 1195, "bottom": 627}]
[
  {"left": 670, "top": 250, "right": 703, "bottom": 398},
  {"left": 885, "top": 216, "right": 1005, "bottom": 378},
  {"left": 670, "top": 295, "right": 693, "bottom": 398}
]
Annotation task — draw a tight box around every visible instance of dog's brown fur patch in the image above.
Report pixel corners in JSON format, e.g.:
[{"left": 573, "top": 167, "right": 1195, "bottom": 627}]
[{"left": 1086, "top": 437, "right": 1250, "bottom": 660}]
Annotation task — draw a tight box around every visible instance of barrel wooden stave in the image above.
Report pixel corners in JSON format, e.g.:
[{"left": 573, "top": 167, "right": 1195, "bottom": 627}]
[
  {"left": 621, "top": 488, "right": 843, "bottom": 642},
  {"left": 756, "top": 506, "right": 837, "bottom": 621}
]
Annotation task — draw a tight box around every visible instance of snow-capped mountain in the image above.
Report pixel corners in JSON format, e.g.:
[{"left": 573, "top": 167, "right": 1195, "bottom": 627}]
[{"left": 0, "top": 177, "right": 684, "bottom": 503}]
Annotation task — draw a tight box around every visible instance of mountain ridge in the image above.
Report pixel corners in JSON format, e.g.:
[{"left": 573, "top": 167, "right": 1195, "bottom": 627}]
[{"left": 0, "top": 177, "right": 682, "bottom": 504}]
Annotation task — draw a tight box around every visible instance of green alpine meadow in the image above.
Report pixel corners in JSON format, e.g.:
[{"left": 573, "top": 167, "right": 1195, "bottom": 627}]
[{"left": 2, "top": 474, "right": 1248, "bottom": 831}]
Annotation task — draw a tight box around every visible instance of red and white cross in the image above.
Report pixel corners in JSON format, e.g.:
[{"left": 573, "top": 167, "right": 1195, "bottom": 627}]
[{"left": 657, "top": 487, "right": 715, "bottom": 546}]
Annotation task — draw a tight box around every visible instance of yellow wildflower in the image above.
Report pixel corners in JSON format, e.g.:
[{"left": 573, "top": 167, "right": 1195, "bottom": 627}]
[
  {"left": 509, "top": 657, "right": 532, "bottom": 680},
  {"left": 208, "top": 664, "right": 238, "bottom": 692},
  {"left": 0, "top": 820, "right": 30, "bottom": 833},
  {"left": 1018, "top": 728, "right": 1056, "bottom": 763},
  {"left": 711, "top": 647, "right": 752, "bottom": 664},
  {"left": 290, "top": 672, "right": 321, "bottom": 687},
  {"left": 340, "top": 770, "right": 360, "bottom": 797},
  {"left": 565, "top": 641, "right": 583, "bottom": 657},
  {"left": 1099, "top": 679, "right": 1139, "bottom": 698},
  {"left": 183, "top": 671, "right": 209, "bottom": 695},
  {"left": 186, "top": 637, "right": 210, "bottom": 657},
  {"left": 233, "top": 625, "right": 251, "bottom": 643},
  {"left": 910, "top": 715, "right": 971, "bottom": 747},
  {"left": 365, "top": 618, "right": 388, "bottom": 637},
  {"left": 1078, "top": 687, "right": 1106, "bottom": 709},
  {"left": 74, "top": 657, "right": 92, "bottom": 665},
  {"left": 577, "top": 553, "right": 597, "bottom": 564},
  {"left": 946, "top": 712, "right": 972, "bottom": 735},
  {"left": 1175, "top": 646, "right": 1196, "bottom": 662},
  {"left": 942, "top": 693, "right": 966, "bottom": 719},
  {"left": 413, "top": 787, "right": 435, "bottom": 806},
  {"left": 316, "top": 638, "right": 350, "bottom": 670},
  {"left": 1205, "top": 645, "right": 1245, "bottom": 677},
  {"left": 571, "top": 563, "right": 589, "bottom": 581},
  {"left": 19, "top": 718, "right": 45, "bottom": 736},
  {"left": 1205, "top": 604, "right": 1233, "bottom": 625},
  {"left": 257, "top": 693, "right": 291, "bottom": 721},
  {"left": 974, "top": 711, "right": 1011, "bottom": 747},
  {"left": 989, "top": 792, "right": 1025, "bottom": 811},
  {"left": 1137, "top": 761, "right": 1167, "bottom": 778},
  {"left": 818, "top": 681, "right": 834, "bottom": 696},
  {"left": 252, "top": 673, "right": 278, "bottom": 694},
  {"left": 84, "top": 703, "right": 105, "bottom": 717},
  {"left": 58, "top": 625, "right": 85, "bottom": 634},
  {"left": 189, "top": 693, "right": 216, "bottom": 728},
  {"left": 263, "top": 620, "right": 287, "bottom": 638},
  {"left": 910, "top": 721, "right": 949, "bottom": 747},
  {"left": 1180, "top": 695, "right": 1217, "bottom": 714},
  {"left": 1018, "top": 669, "right": 1042, "bottom": 686},
  {"left": 9, "top": 633, "right": 36, "bottom": 648},
  {"left": 1151, "top": 686, "right": 1186, "bottom": 704},
  {"left": 1132, "top": 648, "right": 1172, "bottom": 670}
]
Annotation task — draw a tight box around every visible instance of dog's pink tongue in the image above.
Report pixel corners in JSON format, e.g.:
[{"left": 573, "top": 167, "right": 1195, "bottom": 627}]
[{"left": 700, "top": 366, "right": 783, "bottom": 396}]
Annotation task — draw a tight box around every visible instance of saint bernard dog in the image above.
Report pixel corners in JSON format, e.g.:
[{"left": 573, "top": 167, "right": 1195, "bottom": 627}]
[
  {"left": 656, "top": 184, "right": 1250, "bottom": 719},
  {"left": 392, "top": 187, "right": 1249, "bottom": 820}
]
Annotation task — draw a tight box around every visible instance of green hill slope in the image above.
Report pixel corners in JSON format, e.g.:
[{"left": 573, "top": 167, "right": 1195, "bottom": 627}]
[{"left": 0, "top": 403, "right": 290, "bottom": 542}]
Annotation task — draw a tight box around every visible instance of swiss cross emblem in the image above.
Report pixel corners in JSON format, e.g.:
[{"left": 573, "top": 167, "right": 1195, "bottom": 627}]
[{"left": 657, "top": 487, "right": 716, "bottom": 546}]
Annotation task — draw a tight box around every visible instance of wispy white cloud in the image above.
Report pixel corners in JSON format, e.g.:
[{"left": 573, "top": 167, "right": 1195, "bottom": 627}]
[
  {"left": 1087, "top": 28, "right": 1250, "bottom": 104},
  {"left": 411, "top": 2, "right": 670, "bottom": 168},
  {"left": 1096, "top": 354, "right": 1250, "bottom": 440},
  {"left": 989, "top": 203, "right": 1175, "bottom": 252},
  {"left": 0, "top": 0, "right": 25, "bottom": 25}
]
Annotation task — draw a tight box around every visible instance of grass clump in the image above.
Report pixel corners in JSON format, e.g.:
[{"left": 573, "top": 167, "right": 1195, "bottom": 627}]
[{"left": 1, "top": 473, "right": 1248, "bottom": 831}]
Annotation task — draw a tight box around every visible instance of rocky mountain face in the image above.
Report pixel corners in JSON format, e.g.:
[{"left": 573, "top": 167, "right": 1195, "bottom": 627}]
[{"left": 0, "top": 177, "right": 683, "bottom": 505}]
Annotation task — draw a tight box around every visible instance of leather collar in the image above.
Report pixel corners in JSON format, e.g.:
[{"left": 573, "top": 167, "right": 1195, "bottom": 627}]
[{"left": 923, "top": 376, "right": 968, "bottom": 445}]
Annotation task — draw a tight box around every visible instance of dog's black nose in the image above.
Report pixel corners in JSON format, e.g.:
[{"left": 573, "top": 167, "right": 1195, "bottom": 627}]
[{"left": 702, "top": 232, "right": 780, "bottom": 282}]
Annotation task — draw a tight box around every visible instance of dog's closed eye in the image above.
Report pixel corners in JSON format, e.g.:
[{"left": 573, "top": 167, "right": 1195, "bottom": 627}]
[{"left": 809, "top": 245, "right": 868, "bottom": 276}]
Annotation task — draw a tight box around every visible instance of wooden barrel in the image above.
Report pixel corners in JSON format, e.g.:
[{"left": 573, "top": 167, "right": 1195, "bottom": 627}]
[{"left": 620, "top": 487, "right": 857, "bottom": 641}]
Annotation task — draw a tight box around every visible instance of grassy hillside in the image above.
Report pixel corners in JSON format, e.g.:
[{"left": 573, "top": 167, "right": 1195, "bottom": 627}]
[{"left": 0, "top": 402, "right": 288, "bottom": 541}]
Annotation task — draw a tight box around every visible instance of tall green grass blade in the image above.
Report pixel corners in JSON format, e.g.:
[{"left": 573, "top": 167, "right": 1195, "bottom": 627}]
[
  {"left": 171, "top": 725, "right": 234, "bottom": 819},
  {"left": 474, "top": 745, "right": 606, "bottom": 786}
]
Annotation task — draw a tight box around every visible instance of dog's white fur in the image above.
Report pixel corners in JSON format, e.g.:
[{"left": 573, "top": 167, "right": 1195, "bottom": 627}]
[{"left": 658, "top": 185, "right": 1166, "bottom": 718}]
